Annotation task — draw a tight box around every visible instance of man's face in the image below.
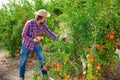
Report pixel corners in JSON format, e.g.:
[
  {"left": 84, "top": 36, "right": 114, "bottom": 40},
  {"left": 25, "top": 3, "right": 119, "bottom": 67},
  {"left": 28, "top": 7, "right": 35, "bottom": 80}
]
[{"left": 39, "top": 17, "right": 47, "bottom": 24}]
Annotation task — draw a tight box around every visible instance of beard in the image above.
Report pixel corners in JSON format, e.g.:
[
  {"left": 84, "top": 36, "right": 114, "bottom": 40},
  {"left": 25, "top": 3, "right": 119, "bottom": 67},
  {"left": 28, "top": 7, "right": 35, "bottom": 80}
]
[
  {"left": 40, "top": 22, "right": 45, "bottom": 24},
  {"left": 40, "top": 20, "right": 46, "bottom": 24}
]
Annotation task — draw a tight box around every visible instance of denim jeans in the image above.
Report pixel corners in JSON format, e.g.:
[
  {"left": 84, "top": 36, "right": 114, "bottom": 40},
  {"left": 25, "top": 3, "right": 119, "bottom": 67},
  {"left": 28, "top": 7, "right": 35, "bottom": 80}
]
[{"left": 19, "top": 44, "right": 47, "bottom": 78}]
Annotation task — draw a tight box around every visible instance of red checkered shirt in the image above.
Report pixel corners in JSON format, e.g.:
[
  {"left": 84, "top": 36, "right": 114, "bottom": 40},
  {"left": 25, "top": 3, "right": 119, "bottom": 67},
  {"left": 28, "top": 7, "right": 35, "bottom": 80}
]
[{"left": 22, "top": 19, "right": 59, "bottom": 50}]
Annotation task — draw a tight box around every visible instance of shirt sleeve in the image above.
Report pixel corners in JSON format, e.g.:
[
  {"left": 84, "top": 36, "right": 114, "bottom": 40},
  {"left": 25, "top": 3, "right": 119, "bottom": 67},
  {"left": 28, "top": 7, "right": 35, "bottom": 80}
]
[
  {"left": 43, "top": 23, "right": 59, "bottom": 40},
  {"left": 22, "top": 22, "right": 33, "bottom": 42}
]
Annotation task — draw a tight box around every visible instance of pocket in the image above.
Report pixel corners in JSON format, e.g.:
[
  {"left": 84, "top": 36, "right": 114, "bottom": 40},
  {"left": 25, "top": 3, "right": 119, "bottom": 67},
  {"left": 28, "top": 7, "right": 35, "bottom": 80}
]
[
  {"left": 37, "top": 30, "right": 43, "bottom": 36},
  {"left": 39, "top": 46, "right": 42, "bottom": 51},
  {"left": 36, "top": 30, "right": 41, "bottom": 34},
  {"left": 38, "top": 46, "right": 42, "bottom": 51},
  {"left": 35, "top": 46, "right": 42, "bottom": 51}
]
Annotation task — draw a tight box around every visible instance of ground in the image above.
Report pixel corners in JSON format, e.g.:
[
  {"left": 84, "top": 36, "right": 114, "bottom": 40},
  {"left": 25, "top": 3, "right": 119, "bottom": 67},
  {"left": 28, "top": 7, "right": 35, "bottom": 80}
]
[{"left": 0, "top": 47, "right": 38, "bottom": 80}]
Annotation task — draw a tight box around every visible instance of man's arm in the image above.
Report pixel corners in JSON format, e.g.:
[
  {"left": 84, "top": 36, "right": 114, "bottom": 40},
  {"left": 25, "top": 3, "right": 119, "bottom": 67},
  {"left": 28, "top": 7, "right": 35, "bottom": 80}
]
[
  {"left": 43, "top": 23, "right": 59, "bottom": 40},
  {"left": 22, "top": 22, "right": 33, "bottom": 41}
]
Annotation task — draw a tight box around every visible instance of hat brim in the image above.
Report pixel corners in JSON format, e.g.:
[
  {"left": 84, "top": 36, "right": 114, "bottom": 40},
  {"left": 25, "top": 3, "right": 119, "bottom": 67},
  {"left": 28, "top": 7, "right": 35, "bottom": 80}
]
[
  {"left": 47, "top": 12, "right": 50, "bottom": 17},
  {"left": 35, "top": 12, "right": 50, "bottom": 17}
]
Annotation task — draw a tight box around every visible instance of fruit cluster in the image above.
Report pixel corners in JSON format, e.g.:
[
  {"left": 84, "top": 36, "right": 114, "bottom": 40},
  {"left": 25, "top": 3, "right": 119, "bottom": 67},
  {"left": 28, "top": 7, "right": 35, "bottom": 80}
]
[{"left": 33, "top": 36, "right": 44, "bottom": 42}]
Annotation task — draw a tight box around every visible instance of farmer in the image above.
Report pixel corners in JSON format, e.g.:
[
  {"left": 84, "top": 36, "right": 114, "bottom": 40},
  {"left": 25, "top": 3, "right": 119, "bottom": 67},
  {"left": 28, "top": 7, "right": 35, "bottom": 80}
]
[{"left": 19, "top": 9, "right": 59, "bottom": 80}]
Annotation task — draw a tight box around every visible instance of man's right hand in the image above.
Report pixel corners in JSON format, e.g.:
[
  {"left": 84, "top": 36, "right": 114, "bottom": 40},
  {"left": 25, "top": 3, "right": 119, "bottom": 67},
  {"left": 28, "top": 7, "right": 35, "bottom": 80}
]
[{"left": 33, "top": 36, "right": 44, "bottom": 42}]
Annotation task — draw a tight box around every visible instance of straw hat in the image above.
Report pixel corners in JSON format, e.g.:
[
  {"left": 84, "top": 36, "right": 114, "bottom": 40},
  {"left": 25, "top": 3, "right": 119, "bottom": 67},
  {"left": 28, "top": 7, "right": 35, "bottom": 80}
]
[{"left": 35, "top": 9, "right": 50, "bottom": 17}]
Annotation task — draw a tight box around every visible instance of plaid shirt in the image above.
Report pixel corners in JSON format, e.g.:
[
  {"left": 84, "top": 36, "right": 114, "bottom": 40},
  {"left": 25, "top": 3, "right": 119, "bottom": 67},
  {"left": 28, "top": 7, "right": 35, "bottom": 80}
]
[{"left": 22, "top": 19, "right": 59, "bottom": 50}]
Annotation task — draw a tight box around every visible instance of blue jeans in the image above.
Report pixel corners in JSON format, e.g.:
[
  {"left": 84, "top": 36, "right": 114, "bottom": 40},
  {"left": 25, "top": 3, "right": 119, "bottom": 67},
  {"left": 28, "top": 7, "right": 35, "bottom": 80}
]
[{"left": 19, "top": 44, "right": 47, "bottom": 78}]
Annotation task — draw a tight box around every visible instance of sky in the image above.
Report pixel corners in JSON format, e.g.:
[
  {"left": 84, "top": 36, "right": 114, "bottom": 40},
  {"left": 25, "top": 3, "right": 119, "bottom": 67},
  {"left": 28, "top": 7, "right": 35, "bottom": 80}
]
[
  {"left": 0, "top": 0, "right": 49, "bottom": 9},
  {"left": 0, "top": 0, "right": 9, "bottom": 8}
]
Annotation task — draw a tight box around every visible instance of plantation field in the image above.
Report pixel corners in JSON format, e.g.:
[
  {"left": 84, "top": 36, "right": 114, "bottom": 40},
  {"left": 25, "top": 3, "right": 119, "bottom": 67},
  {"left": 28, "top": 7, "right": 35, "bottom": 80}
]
[{"left": 0, "top": 0, "right": 120, "bottom": 80}]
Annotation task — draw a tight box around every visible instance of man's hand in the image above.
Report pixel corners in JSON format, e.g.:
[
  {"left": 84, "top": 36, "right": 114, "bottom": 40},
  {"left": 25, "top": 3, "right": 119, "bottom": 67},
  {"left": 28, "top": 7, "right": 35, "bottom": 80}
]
[
  {"left": 33, "top": 36, "right": 44, "bottom": 42},
  {"left": 65, "top": 38, "right": 71, "bottom": 42},
  {"left": 61, "top": 38, "right": 71, "bottom": 42}
]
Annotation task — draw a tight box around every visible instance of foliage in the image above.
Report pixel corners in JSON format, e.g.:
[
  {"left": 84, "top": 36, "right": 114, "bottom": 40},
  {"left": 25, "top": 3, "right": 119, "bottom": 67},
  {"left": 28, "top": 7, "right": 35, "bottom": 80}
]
[{"left": 0, "top": 0, "right": 120, "bottom": 79}]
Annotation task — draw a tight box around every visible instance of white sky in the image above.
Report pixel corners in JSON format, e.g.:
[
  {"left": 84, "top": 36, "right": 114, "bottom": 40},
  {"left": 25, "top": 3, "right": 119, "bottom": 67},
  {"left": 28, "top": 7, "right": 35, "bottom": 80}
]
[
  {"left": 0, "top": 0, "right": 49, "bottom": 9},
  {"left": 0, "top": 0, "right": 9, "bottom": 8}
]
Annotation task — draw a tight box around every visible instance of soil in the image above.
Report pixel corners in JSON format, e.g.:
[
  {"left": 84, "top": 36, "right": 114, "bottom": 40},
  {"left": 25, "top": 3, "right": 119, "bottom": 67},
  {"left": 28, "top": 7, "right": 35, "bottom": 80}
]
[{"left": 0, "top": 47, "right": 38, "bottom": 80}]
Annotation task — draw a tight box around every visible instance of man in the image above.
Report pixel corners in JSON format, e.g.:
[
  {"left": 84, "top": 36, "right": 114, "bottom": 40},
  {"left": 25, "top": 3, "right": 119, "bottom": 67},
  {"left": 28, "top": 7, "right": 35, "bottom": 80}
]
[{"left": 19, "top": 9, "right": 59, "bottom": 80}]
